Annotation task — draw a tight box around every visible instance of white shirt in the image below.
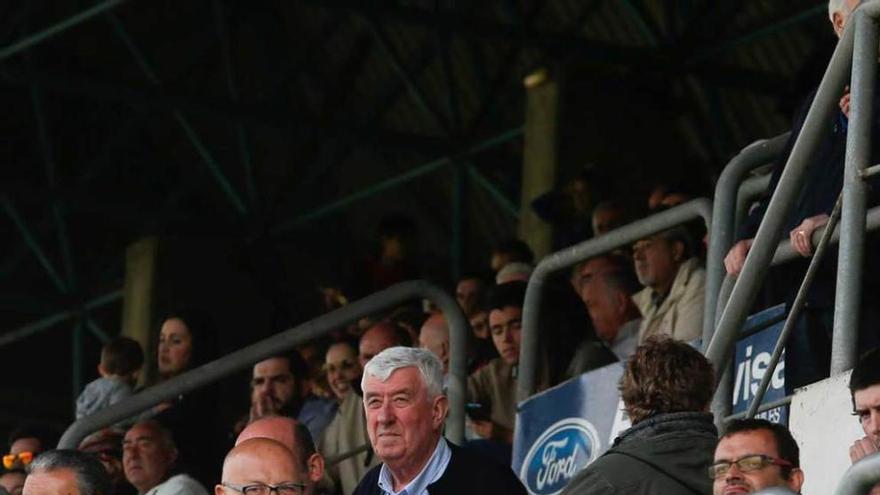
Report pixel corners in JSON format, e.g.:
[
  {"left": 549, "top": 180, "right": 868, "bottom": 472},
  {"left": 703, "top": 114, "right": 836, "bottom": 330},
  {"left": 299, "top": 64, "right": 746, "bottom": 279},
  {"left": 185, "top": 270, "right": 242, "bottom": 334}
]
[
  {"left": 144, "top": 474, "right": 209, "bottom": 495},
  {"left": 377, "top": 437, "right": 452, "bottom": 495}
]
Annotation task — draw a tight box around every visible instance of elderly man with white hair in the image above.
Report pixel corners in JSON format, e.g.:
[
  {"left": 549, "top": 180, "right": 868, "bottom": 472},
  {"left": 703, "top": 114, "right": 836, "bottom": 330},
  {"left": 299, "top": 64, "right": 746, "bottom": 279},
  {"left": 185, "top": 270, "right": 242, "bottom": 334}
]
[{"left": 351, "top": 347, "right": 526, "bottom": 495}]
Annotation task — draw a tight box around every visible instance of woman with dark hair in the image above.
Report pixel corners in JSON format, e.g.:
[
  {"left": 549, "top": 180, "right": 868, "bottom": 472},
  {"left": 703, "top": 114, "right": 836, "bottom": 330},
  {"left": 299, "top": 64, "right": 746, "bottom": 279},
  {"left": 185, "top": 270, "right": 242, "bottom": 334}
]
[{"left": 148, "top": 309, "right": 221, "bottom": 488}]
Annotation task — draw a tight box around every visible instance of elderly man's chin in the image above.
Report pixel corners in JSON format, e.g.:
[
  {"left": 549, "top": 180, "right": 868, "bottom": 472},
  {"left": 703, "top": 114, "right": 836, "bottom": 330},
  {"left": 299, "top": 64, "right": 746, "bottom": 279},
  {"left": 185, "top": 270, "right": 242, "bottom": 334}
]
[{"left": 375, "top": 437, "right": 406, "bottom": 459}]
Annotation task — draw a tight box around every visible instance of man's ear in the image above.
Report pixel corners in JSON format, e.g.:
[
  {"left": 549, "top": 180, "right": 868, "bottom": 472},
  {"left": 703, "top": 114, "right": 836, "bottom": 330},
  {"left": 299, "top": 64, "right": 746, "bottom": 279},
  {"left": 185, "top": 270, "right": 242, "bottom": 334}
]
[
  {"left": 307, "top": 453, "right": 325, "bottom": 483},
  {"left": 215, "top": 485, "right": 226, "bottom": 495},
  {"left": 788, "top": 468, "right": 805, "bottom": 493},
  {"left": 833, "top": 11, "right": 846, "bottom": 37},
  {"left": 433, "top": 396, "right": 449, "bottom": 429}
]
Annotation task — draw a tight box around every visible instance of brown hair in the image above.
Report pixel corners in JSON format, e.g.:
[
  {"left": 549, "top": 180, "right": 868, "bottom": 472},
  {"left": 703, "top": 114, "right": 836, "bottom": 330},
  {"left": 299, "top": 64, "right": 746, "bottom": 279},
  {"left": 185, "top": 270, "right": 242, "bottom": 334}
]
[{"left": 620, "top": 336, "right": 714, "bottom": 424}]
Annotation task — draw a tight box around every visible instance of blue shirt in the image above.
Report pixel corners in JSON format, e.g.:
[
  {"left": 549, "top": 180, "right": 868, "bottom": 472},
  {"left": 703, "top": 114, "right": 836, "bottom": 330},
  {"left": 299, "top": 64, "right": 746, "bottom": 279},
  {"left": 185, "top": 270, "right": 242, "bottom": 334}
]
[{"left": 376, "top": 437, "right": 452, "bottom": 495}]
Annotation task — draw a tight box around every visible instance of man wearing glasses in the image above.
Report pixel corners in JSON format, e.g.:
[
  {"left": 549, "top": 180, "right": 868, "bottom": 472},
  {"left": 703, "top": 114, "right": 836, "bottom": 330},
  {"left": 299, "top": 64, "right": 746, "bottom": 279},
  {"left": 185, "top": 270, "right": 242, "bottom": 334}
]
[
  {"left": 711, "top": 419, "right": 804, "bottom": 494},
  {"left": 217, "top": 438, "right": 307, "bottom": 495}
]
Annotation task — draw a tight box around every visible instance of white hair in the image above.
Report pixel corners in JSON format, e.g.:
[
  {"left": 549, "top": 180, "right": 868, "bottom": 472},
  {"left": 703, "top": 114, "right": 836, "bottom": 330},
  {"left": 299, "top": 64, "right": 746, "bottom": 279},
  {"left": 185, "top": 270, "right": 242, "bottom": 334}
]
[{"left": 361, "top": 346, "right": 444, "bottom": 398}]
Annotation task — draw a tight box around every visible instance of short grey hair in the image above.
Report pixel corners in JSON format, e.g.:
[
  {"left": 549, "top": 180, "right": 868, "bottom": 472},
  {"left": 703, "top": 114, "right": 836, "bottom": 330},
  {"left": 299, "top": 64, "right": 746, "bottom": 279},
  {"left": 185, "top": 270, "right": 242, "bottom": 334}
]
[
  {"left": 361, "top": 347, "right": 445, "bottom": 398},
  {"left": 28, "top": 450, "right": 112, "bottom": 495}
]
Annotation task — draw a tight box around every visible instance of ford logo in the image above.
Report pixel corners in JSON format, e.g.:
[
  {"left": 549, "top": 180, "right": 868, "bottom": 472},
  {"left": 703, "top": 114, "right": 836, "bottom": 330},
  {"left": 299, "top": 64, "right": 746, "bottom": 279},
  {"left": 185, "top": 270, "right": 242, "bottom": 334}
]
[{"left": 520, "top": 418, "right": 600, "bottom": 495}]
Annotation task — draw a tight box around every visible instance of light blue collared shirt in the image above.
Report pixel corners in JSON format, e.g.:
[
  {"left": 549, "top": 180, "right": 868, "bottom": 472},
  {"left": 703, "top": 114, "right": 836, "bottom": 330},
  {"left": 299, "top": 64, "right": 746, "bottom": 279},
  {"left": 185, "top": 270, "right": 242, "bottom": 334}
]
[{"left": 377, "top": 437, "right": 452, "bottom": 495}]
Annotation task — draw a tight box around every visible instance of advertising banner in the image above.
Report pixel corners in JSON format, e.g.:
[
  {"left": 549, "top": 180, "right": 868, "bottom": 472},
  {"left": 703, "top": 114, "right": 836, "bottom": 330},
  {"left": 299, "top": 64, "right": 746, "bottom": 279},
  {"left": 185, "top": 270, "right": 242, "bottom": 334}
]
[{"left": 731, "top": 304, "right": 788, "bottom": 425}]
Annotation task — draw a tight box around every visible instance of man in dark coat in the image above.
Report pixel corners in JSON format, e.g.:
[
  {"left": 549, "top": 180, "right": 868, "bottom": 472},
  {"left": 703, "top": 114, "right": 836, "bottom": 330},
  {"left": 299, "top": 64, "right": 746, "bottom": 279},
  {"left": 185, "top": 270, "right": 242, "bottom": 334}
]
[
  {"left": 352, "top": 347, "right": 526, "bottom": 495},
  {"left": 561, "top": 337, "right": 717, "bottom": 494}
]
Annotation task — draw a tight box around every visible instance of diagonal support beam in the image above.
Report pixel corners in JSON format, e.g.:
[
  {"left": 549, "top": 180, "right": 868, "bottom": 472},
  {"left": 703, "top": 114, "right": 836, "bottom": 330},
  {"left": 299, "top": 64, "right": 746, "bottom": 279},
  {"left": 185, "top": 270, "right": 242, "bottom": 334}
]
[
  {"left": 105, "top": 13, "right": 249, "bottom": 216},
  {"left": 1, "top": 196, "right": 68, "bottom": 293}
]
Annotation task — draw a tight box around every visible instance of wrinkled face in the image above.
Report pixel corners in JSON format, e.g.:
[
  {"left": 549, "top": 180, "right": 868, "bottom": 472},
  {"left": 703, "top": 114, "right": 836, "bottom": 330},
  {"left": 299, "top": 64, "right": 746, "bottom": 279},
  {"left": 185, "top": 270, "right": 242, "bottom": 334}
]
[
  {"left": 582, "top": 276, "right": 623, "bottom": 343},
  {"left": 489, "top": 306, "right": 522, "bottom": 365},
  {"left": 22, "top": 469, "right": 79, "bottom": 495},
  {"left": 363, "top": 368, "right": 447, "bottom": 469},
  {"left": 325, "top": 344, "right": 360, "bottom": 400},
  {"left": 158, "top": 318, "right": 193, "bottom": 378},
  {"left": 469, "top": 311, "right": 489, "bottom": 340},
  {"left": 854, "top": 383, "right": 880, "bottom": 447},
  {"left": 632, "top": 235, "right": 681, "bottom": 291},
  {"left": 455, "top": 279, "right": 483, "bottom": 315},
  {"left": 712, "top": 430, "right": 799, "bottom": 495},
  {"left": 252, "top": 358, "right": 298, "bottom": 411},
  {"left": 123, "top": 423, "right": 176, "bottom": 493},
  {"left": 0, "top": 471, "right": 25, "bottom": 495},
  {"left": 577, "top": 257, "right": 614, "bottom": 298}
]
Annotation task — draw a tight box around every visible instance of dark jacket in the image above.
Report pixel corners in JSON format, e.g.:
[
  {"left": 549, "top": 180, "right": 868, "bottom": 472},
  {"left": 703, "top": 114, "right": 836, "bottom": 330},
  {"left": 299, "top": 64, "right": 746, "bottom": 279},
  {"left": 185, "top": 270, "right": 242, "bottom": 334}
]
[
  {"left": 352, "top": 441, "right": 527, "bottom": 495},
  {"left": 560, "top": 412, "right": 717, "bottom": 495}
]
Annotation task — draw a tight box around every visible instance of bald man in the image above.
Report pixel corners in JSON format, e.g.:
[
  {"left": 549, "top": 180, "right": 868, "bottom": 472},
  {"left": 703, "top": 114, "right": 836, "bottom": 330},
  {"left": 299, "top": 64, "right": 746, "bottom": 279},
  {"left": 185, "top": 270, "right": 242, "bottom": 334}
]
[
  {"left": 235, "top": 417, "right": 324, "bottom": 495},
  {"left": 419, "top": 315, "right": 449, "bottom": 374},
  {"left": 358, "top": 322, "right": 408, "bottom": 368},
  {"left": 216, "top": 439, "right": 303, "bottom": 495}
]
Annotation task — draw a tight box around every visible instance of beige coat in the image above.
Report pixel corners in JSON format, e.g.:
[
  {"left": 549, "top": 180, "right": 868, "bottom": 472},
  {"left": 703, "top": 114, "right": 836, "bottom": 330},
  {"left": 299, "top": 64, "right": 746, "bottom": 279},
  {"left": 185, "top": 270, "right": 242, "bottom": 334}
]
[
  {"left": 633, "top": 257, "right": 705, "bottom": 343},
  {"left": 318, "top": 391, "right": 380, "bottom": 495},
  {"left": 467, "top": 358, "right": 517, "bottom": 432}
]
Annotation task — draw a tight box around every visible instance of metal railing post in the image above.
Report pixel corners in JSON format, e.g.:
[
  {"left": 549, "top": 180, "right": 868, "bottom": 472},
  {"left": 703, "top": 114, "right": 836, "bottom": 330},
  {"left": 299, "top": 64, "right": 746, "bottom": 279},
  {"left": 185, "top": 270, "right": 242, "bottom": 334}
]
[
  {"left": 59, "top": 280, "right": 469, "bottom": 448},
  {"left": 704, "top": 133, "right": 789, "bottom": 348},
  {"left": 834, "top": 452, "right": 880, "bottom": 495},
  {"left": 518, "top": 199, "right": 712, "bottom": 401},
  {"left": 832, "top": 11, "right": 878, "bottom": 374},
  {"left": 705, "top": 23, "right": 855, "bottom": 377}
]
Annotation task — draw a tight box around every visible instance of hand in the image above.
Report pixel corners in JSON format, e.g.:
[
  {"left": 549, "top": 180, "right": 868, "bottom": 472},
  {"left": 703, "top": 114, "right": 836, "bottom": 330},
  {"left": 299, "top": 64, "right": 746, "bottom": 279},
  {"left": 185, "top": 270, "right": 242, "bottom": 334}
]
[
  {"left": 249, "top": 392, "right": 277, "bottom": 422},
  {"left": 724, "top": 239, "right": 753, "bottom": 276},
  {"left": 841, "top": 86, "right": 851, "bottom": 118},
  {"left": 789, "top": 214, "right": 829, "bottom": 257},
  {"left": 850, "top": 435, "right": 879, "bottom": 463}
]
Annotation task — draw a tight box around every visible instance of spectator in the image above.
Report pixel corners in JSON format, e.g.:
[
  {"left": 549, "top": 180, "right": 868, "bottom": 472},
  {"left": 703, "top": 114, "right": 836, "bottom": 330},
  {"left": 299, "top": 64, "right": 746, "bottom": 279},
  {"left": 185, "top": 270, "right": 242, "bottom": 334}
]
[
  {"left": 495, "top": 262, "right": 533, "bottom": 284},
  {"left": 236, "top": 417, "right": 325, "bottom": 495},
  {"left": 217, "top": 438, "right": 311, "bottom": 495},
  {"left": 23, "top": 450, "right": 111, "bottom": 495},
  {"left": 848, "top": 347, "right": 880, "bottom": 495},
  {"left": 5, "top": 422, "right": 60, "bottom": 469},
  {"left": 76, "top": 337, "right": 144, "bottom": 420},
  {"left": 561, "top": 337, "right": 717, "bottom": 494},
  {"left": 725, "top": 0, "right": 880, "bottom": 390},
  {"left": 320, "top": 322, "right": 406, "bottom": 495},
  {"left": 489, "top": 239, "right": 534, "bottom": 274},
  {"left": 148, "top": 310, "right": 222, "bottom": 487},
  {"left": 591, "top": 201, "right": 629, "bottom": 237},
  {"left": 577, "top": 255, "right": 642, "bottom": 361},
  {"left": 324, "top": 340, "right": 362, "bottom": 403},
  {"left": 241, "top": 352, "right": 336, "bottom": 442},
  {"left": 353, "top": 347, "right": 526, "bottom": 495},
  {"left": 0, "top": 470, "right": 23, "bottom": 495},
  {"left": 419, "top": 315, "right": 450, "bottom": 375},
  {"left": 455, "top": 274, "right": 487, "bottom": 317},
  {"left": 122, "top": 420, "right": 208, "bottom": 495},
  {"left": 466, "top": 302, "right": 498, "bottom": 372},
  {"left": 711, "top": 419, "right": 804, "bottom": 495},
  {"left": 78, "top": 429, "right": 133, "bottom": 495},
  {"left": 632, "top": 225, "right": 705, "bottom": 343}
]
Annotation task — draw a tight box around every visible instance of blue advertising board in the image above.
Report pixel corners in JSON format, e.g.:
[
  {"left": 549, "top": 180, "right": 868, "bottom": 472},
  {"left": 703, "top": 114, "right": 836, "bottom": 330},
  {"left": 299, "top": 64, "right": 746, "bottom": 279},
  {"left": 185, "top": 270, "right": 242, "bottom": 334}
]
[
  {"left": 731, "top": 304, "right": 788, "bottom": 425},
  {"left": 512, "top": 363, "right": 627, "bottom": 495}
]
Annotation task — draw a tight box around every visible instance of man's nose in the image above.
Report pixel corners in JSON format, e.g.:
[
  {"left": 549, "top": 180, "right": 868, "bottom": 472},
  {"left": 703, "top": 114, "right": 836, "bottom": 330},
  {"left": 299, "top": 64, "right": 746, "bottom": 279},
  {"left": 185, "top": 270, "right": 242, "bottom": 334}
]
[
  {"left": 869, "top": 410, "right": 880, "bottom": 435},
  {"left": 376, "top": 401, "right": 395, "bottom": 423}
]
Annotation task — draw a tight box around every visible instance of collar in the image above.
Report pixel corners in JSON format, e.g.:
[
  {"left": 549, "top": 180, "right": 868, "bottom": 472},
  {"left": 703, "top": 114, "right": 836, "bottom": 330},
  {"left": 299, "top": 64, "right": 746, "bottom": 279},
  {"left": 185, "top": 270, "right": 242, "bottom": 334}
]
[{"left": 377, "top": 437, "right": 451, "bottom": 495}]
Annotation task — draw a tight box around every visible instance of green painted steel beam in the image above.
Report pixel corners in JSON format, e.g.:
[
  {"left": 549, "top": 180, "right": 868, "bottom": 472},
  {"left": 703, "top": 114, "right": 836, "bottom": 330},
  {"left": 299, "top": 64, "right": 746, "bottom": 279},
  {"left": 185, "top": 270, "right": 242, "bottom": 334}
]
[
  {"left": 1, "top": 196, "right": 68, "bottom": 293},
  {"left": 0, "top": 0, "right": 129, "bottom": 62},
  {"left": 73, "top": 320, "right": 84, "bottom": 397},
  {"left": 106, "top": 13, "right": 249, "bottom": 216},
  {"left": 273, "top": 126, "right": 524, "bottom": 234},
  {"left": 85, "top": 318, "right": 111, "bottom": 344},
  {"left": 467, "top": 166, "right": 519, "bottom": 218},
  {"left": 451, "top": 163, "right": 465, "bottom": 281},
  {"left": 620, "top": 0, "right": 660, "bottom": 45}
]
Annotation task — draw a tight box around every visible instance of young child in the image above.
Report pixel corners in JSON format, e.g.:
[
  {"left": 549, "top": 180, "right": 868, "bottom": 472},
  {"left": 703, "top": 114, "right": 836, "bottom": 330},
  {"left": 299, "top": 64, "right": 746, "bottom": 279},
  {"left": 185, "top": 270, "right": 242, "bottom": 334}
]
[{"left": 75, "top": 337, "right": 144, "bottom": 419}]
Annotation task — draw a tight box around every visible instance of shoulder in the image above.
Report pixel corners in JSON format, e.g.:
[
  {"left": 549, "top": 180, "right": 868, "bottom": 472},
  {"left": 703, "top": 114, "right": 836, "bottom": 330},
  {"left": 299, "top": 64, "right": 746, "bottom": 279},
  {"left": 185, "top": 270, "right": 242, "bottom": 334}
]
[
  {"left": 632, "top": 287, "right": 652, "bottom": 309},
  {"left": 560, "top": 464, "right": 618, "bottom": 495},
  {"left": 158, "top": 474, "right": 209, "bottom": 495},
  {"left": 434, "top": 444, "right": 526, "bottom": 494},
  {"left": 351, "top": 464, "right": 382, "bottom": 495}
]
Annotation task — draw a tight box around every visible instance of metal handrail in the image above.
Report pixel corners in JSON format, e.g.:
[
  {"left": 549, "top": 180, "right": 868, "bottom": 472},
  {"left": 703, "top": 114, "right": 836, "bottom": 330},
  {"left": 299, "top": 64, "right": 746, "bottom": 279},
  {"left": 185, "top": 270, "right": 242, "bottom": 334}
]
[
  {"left": 703, "top": 132, "right": 789, "bottom": 348},
  {"left": 834, "top": 452, "right": 880, "bottom": 495},
  {"left": 517, "top": 198, "right": 712, "bottom": 401},
  {"left": 59, "top": 280, "right": 469, "bottom": 448}
]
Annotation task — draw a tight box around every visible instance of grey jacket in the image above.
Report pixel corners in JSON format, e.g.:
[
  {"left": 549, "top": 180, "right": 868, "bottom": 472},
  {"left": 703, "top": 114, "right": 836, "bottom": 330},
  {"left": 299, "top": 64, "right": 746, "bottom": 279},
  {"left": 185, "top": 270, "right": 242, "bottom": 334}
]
[
  {"left": 75, "top": 376, "right": 133, "bottom": 419},
  {"left": 561, "top": 412, "right": 717, "bottom": 495}
]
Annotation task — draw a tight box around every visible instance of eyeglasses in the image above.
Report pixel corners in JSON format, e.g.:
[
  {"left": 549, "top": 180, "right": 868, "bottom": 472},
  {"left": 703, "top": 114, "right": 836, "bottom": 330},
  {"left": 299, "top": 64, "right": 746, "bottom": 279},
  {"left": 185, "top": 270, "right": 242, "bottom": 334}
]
[
  {"left": 221, "top": 482, "right": 306, "bottom": 495},
  {"left": 2, "top": 452, "right": 34, "bottom": 469},
  {"left": 708, "top": 455, "right": 793, "bottom": 479}
]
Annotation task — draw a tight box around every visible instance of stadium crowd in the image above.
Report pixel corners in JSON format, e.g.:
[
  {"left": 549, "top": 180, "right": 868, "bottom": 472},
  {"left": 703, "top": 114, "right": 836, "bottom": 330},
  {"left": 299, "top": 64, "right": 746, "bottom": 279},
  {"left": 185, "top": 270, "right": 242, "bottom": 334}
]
[{"left": 4, "top": 0, "right": 880, "bottom": 494}]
